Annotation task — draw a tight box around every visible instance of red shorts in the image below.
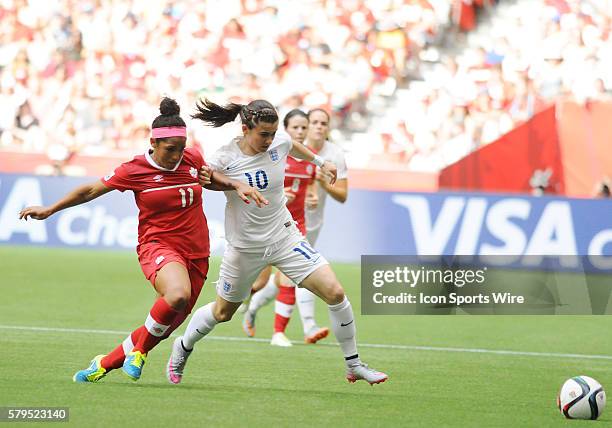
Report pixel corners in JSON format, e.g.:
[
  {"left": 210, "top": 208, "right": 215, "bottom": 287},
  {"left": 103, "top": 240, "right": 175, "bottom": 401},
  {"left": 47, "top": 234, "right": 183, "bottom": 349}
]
[
  {"left": 137, "top": 241, "right": 210, "bottom": 335},
  {"left": 137, "top": 241, "right": 209, "bottom": 292}
]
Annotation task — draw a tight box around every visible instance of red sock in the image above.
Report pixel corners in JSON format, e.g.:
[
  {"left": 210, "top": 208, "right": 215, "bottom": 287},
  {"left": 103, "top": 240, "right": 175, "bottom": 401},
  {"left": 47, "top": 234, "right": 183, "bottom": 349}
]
[
  {"left": 133, "top": 298, "right": 179, "bottom": 354},
  {"left": 101, "top": 325, "right": 147, "bottom": 370},
  {"left": 274, "top": 286, "right": 296, "bottom": 333}
]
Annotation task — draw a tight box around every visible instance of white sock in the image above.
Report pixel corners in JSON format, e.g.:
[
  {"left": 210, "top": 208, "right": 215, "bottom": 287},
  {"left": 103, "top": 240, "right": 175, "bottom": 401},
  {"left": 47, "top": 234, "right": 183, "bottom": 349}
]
[
  {"left": 328, "top": 297, "right": 360, "bottom": 367},
  {"left": 247, "top": 276, "right": 278, "bottom": 314},
  {"left": 296, "top": 287, "right": 317, "bottom": 334},
  {"left": 182, "top": 302, "right": 218, "bottom": 349}
]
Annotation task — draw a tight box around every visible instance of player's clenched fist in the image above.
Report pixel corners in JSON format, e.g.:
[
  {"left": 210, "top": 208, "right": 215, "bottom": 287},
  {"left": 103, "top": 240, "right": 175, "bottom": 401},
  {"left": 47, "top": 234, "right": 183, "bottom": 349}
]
[
  {"left": 198, "top": 165, "right": 212, "bottom": 186},
  {"left": 318, "top": 161, "right": 337, "bottom": 185},
  {"left": 305, "top": 189, "right": 318, "bottom": 210}
]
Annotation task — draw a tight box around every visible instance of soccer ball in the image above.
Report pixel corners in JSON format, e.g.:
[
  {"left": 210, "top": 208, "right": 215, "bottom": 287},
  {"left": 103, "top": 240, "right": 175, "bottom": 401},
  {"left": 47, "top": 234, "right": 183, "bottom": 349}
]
[{"left": 557, "top": 376, "right": 606, "bottom": 420}]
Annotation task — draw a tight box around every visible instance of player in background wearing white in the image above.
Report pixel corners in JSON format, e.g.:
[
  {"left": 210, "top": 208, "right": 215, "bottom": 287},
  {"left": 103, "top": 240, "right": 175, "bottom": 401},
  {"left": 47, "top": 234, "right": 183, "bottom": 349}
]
[
  {"left": 166, "top": 99, "right": 387, "bottom": 385},
  {"left": 295, "top": 108, "right": 349, "bottom": 342}
]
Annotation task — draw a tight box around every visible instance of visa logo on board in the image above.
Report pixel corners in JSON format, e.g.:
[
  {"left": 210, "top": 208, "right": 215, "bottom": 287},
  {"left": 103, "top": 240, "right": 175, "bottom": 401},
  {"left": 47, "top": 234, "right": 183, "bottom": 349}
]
[{"left": 392, "top": 195, "right": 612, "bottom": 269}]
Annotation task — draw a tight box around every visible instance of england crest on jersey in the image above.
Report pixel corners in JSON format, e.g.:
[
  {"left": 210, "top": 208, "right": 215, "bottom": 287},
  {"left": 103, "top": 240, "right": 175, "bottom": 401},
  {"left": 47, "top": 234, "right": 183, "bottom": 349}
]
[{"left": 269, "top": 149, "right": 279, "bottom": 162}]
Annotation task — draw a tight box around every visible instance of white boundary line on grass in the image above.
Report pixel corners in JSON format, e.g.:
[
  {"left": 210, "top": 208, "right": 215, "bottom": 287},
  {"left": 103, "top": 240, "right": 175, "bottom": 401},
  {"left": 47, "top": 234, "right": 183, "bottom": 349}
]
[{"left": 2, "top": 324, "right": 612, "bottom": 361}]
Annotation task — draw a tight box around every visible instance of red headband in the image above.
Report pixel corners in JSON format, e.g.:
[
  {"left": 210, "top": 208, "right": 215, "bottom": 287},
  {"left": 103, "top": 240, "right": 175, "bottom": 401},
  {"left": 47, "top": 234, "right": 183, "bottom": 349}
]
[{"left": 152, "top": 126, "right": 187, "bottom": 139}]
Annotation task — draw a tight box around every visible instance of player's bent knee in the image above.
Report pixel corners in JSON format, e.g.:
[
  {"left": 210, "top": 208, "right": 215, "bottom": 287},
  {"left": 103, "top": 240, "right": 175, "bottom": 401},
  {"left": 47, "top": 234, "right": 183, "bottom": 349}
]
[
  {"left": 330, "top": 286, "right": 345, "bottom": 305},
  {"left": 324, "top": 282, "right": 345, "bottom": 305},
  {"left": 164, "top": 289, "right": 191, "bottom": 310}
]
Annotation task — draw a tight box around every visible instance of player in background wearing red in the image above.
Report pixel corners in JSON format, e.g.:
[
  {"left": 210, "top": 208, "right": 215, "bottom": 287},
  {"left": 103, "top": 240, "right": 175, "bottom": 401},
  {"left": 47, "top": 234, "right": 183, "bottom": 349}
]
[{"left": 19, "top": 98, "right": 265, "bottom": 383}]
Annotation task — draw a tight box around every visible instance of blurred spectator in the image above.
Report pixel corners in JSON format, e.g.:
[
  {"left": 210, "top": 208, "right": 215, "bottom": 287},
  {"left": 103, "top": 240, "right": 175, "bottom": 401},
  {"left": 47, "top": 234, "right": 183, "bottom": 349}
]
[
  {"left": 0, "top": 0, "right": 460, "bottom": 167},
  {"left": 530, "top": 168, "right": 553, "bottom": 196},
  {"left": 371, "top": 0, "right": 612, "bottom": 172}
]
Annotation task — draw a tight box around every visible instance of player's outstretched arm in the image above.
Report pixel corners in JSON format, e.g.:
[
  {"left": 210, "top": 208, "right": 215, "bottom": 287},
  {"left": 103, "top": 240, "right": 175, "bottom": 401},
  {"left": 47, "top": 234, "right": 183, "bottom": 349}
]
[
  {"left": 290, "top": 141, "right": 337, "bottom": 185},
  {"left": 318, "top": 175, "right": 348, "bottom": 203},
  {"left": 19, "top": 180, "right": 113, "bottom": 221},
  {"left": 200, "top": 167, "right": 268, "bottom": 208}
]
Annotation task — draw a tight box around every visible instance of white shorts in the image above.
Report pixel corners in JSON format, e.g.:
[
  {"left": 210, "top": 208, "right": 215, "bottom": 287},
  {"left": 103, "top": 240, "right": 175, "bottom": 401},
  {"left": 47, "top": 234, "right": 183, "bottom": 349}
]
[{"left": 216, "top": 224, "right": 329, "bottom": 303}]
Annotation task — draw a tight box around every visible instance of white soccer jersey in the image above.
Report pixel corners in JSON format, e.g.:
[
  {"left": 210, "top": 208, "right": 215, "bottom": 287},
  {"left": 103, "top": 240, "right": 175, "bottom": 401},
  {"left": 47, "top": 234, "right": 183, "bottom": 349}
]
[
  {"left": 305, "top": 141, "right": 348, "bottom": 239},
  {"left": 208, "top": 131, "right": 295, "bottom": 248}
]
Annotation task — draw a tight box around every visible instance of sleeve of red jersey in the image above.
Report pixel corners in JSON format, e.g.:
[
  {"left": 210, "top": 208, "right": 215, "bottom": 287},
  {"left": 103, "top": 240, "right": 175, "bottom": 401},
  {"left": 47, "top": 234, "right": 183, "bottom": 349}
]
[
  {"left": 187, "top": 146, "right": 208, "bottom": 169},
  {"left": 100, "top": 163, "right": 133, "bottom": 192}
]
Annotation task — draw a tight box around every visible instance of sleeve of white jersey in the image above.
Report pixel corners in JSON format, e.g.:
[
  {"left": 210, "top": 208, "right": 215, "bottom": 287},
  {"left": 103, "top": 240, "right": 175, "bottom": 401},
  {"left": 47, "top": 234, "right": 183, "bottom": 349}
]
[
  {"left": 273, "top": 130, "right": 293, "bottom": 159},
  {"left": 335, "top": 147, "right": 349, "bottom": 180},
  {"left": 206, "top": 144, "right": 233, "bottom": 171}
]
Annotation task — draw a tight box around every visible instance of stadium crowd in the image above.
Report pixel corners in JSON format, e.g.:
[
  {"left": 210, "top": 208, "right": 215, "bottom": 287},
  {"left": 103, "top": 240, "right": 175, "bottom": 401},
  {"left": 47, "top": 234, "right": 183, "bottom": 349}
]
[
  {"left": 366, "top": 0, "right": 612, "bottom": 171},
  {"left": 0, "top": 0, "right": 493, "bottom": 170},
  {"left": 2, "top": 0, "right": 609, "bottom": 174}
]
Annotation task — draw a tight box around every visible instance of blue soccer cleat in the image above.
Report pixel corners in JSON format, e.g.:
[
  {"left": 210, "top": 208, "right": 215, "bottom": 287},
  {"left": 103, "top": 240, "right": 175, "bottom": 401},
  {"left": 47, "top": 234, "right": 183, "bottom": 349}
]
[
  {"left": 122, "top": 351, "right": 147, "bottom": 381},
  {"left": 73, "top": 354, "right": 107, "bottom": 383}
]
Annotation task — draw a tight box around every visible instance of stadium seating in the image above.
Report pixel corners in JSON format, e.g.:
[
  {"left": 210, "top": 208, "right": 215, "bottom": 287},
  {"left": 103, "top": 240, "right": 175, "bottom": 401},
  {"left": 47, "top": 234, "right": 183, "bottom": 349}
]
[{"left": 0, "top": 0, "right": 609, "bottom": 178}]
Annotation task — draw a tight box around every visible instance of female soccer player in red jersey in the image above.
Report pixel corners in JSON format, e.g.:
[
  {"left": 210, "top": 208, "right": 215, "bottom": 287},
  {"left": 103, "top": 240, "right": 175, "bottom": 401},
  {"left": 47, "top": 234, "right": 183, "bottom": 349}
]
[{"left": 19, "top": 98, "right": 265, "bottom": 383}]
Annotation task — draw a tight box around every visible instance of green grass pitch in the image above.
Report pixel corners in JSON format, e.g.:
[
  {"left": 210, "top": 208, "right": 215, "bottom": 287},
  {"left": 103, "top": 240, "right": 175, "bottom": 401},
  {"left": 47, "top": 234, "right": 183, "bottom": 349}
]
[{"left": 1, "top": 246, "right": 612, "bottom": 427}]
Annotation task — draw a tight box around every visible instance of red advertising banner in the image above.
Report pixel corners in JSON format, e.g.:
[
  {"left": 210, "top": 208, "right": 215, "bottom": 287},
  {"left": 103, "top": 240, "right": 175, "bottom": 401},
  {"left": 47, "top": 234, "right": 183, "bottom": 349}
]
[
  {"left": 557, "top": 101, "right": 612, "bottom": 197},
  {"left": 439, "top": 105, "right": 565, "bottom": 195}
]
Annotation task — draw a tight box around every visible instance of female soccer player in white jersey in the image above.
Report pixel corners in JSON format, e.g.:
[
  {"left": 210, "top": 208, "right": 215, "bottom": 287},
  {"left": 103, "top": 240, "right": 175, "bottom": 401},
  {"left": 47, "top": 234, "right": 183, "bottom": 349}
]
[
  {"left": 294, "top": 108, "right": 349, "bottom": 342},
  {"left": 241, "top": 109, "right": 324, "bottom": 345},
  {"left": 166, "top": 99, "right": 387, "bottom": 385}
]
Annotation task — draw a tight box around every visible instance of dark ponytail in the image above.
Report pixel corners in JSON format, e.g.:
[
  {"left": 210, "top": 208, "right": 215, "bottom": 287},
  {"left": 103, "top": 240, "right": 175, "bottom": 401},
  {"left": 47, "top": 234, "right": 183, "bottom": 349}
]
[
  {"left": 192, "top": 98, "right": 279, "bottom": 129},
  {"left": 192, "top": 98, "right": 242, "bottom": 128},
  {"left": 151, "top": 97, "right": 186, "bottom": 129}
]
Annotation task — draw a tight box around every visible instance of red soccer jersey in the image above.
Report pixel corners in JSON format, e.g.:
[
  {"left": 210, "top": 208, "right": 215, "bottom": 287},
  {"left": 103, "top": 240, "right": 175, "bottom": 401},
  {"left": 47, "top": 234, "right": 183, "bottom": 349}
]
[
  {"left": 284, "top": 155, "right": 316, "bottom": 235},
  {"left": 101, "top": 147, "right": 210, "bottom": 258}
]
